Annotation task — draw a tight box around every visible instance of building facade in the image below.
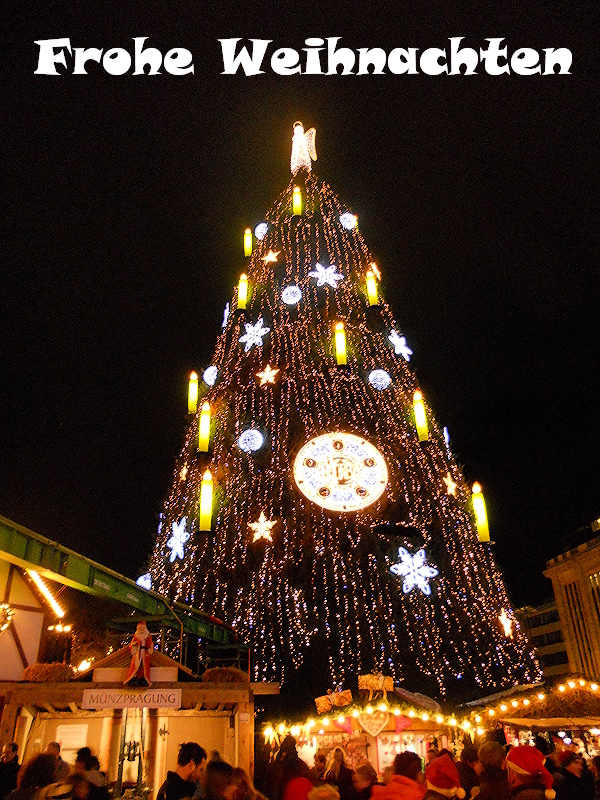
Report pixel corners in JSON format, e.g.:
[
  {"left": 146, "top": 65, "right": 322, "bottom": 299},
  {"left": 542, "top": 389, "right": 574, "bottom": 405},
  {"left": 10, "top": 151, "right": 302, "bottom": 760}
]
[
  {"left": 544, "top": 533, "right": 600, "bottom": 677},
  {"left": 515, "top": 602, "right": 569, "bottom": 677}
]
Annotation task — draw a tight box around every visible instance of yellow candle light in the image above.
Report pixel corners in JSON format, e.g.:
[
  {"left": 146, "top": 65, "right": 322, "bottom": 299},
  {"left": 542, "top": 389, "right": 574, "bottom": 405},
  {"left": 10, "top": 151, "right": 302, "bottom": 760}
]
[
  {"left": 366, "top": 270, "right": 378, "bottom": 306},
  {"left": 199, "top": 402, "right": 211, "bottom": 452},
  {"left": 199, "top": 470, "right": 213, "bottom": 531},
  {"left": 188, "top": 371, "right": 198, "bottom": 414},
  {"left": 293, "top": 186, "right": 302, "bottom": 215},
  {"left": 413, "top": 390, "right": 429, "bottom": 442},
  {"left": 238, "top": 273, "right": 248, "bottom": 310},
  {"left": 244, "top": 228, "right": 252, "bottom": 257},
  {"left": 472, "top": 482, "right": 490, "bottom": 542},
  {"left": 335, "top": 322, "right": 347, "bottom": 365}
]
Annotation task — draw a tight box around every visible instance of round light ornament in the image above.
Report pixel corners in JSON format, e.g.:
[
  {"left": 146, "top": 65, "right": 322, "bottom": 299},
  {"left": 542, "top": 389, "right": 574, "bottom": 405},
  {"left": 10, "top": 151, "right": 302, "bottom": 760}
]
[
  {"left": 294, "top": 432, "right": 388, "bottom": 512},
  {"left": 282, "top": 285, "right": 302, "bottom": 305},
  {"left": 368, "top": 369, "right": 391, "bottom": 390},
  {"left": 238, "top": 429, "right": 265, "bottom": 452},
  {"left": 203, "top": 366, "right": 218, "bottom": 386},
  {"left": 340, "top": 213, "right": 358, "bottom": 230},
  {"left": 254, "top": 222, "right": 268, "bottom": 240}
]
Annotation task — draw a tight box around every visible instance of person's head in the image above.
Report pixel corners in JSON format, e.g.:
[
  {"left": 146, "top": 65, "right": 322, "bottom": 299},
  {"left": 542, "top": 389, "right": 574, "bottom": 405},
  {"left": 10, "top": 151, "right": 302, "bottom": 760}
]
[
  {"left": 425, "top": 754, "right": 465, "bottom": 799},
  {"left": 2, "top": 743, "right": 18, "bottom": 763},
  {"left": 426, "top": 749, "right": 439, "bottom": 766},
  {"left": 393, "top": 752, "right": 422, "bottom": 782},
  {"left": 276, "top": 736, "right": 298, "bottom": 762},
  {"left": 478, "top": 741, "right": 505, "bottom": 770},
  {"left": 232, "top": 766, "right": 255, "bottom": 800},
  {"left": 74, "top": 748, "right": 92, "bottom": 773},
  {"left": 202, "top": 761, "right": 237, "bottom": 800},
  {"left": 313, "top": 751, "right": 327, "bottom": 773},
  {"left": 460, "top": 745, "right": 479, "bottom": 767},
  {"left": 45, "top": 743, "right": 61, "bottom": 759},
  {"left": 352, "top": 763, "right": 377, "bottom": 792},
  {"left": 17, "top": 754, "right": 57, "bottom": 790},
  {"left": 325, "top": 746, "right": 347, "bottom": 779},
  {"left": 69, "top": 774, "right": 91, "bottom": 800},
  {"left": 558, "top": 750, "right": 584, "bottom": 778},
  {"left": 88, "top": 756, "right": 100, "bottom": 772},
  {"left": 177, "top": 742, "right": 207, "bottom": 782},
  {"left": 506, "top": 746, "right": 555, "bottom": 798}
]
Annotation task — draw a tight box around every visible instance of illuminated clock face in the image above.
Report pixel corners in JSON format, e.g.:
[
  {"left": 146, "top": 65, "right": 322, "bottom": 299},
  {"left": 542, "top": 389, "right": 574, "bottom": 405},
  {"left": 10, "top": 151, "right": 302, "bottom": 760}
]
[{"left": 293, "top": 432, "right": 388, "bottom": 512}]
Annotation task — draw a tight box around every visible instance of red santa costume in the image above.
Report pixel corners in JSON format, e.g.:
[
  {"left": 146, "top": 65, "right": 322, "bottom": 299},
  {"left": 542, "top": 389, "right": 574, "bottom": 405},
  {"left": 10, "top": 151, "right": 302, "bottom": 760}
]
[{"left": 124, "top": 621, "right": 153, "bottom": 685}]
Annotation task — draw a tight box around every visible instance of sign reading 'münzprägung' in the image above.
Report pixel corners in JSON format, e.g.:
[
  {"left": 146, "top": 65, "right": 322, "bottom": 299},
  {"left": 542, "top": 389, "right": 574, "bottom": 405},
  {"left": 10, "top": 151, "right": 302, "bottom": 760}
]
[{"left": 82, "top": 688, "right": 181, "bottom": 709}]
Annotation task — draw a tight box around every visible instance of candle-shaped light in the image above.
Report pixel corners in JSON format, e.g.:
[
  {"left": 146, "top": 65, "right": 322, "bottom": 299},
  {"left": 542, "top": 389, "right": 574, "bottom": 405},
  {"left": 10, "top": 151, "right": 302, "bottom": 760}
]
[
  {"left": 244, "top": 228, "right": 252, "bottom": 257},
  {"left": 334, "top": 322, "right": 347, "bottom": 366},
  {"left": 413, "top": 390, "right": 429, "bottom": 441},
  {"left": 472, "top": 482, "right": 490, "bottom": 542},
  {"left": 366, "top": 270, "right": 378, "bottom": 306},
  {"left": 238, "top": 273, "right": 248, "bottom": 310},
  {"left": 199, "top": 470, "right": 213, "bottom": 531},
  {"left": 199, "top": 402, "right": 211, "bottom": 452},
  {"left": 292, "top": 186, "right": 302, "bottom": 216},
  {"left": 188, "top": 371, "right": 198, "bottom": 414}
]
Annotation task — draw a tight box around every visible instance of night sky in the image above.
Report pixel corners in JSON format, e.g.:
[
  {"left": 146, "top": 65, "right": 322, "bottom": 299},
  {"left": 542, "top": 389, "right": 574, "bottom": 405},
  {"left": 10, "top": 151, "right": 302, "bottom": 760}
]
[{"left": 3, "top": 2, "right": 599, "bottom": 612}]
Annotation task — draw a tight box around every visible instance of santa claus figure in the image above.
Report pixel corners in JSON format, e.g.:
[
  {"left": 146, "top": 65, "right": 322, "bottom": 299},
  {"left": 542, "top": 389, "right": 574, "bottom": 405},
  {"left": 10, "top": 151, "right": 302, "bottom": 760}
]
[{"left": 124, "top": 621, "right": 153, "bottom": 686}]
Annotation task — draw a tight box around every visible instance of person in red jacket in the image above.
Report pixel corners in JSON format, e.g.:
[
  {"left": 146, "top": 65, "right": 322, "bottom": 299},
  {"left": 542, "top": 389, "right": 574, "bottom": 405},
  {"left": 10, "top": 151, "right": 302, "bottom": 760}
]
[{"left": 372, "top": 752, "right": 425, "bottom": 800}]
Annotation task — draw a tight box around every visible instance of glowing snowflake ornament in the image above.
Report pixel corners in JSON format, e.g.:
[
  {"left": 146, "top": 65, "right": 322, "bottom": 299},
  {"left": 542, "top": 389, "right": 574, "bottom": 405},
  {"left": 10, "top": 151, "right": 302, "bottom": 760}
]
[
  {"left": 239, "top": 317, "right": 270, "bottom": 352},
  {"left": 340, "top": 213, "right": 358, "bottom": 230},
  {"left": 368, "top": 369, "right": 392, "bottom": 390},
  {"left": 254, "top": 222, "right": 268, "bottom": 240},
  {"left": 136, "top": 573, "right": 152, "bottom": 590},
  {"left": 248, "top": 511, "right": 276, "bottom": 542},
  {"left": 308, "top": 263, "right": 343, "bottom": 289},
  {"left": 388, "top": 330, "right": 413, "bottom": 361},
  {"left": 203, "top": 366, "right": 218, "bottom": 386},
  {"left": 166, "top": 518, "right": 190, "bottom": 563},
  {"left": 238, "top": 429, "right": 264, "bottom": 452},
  {"left": 390, "top": 547, "right": 439, "bottom": 596},
  {"left": 282, "top": 285, "right": 302, "bottom": 305}
]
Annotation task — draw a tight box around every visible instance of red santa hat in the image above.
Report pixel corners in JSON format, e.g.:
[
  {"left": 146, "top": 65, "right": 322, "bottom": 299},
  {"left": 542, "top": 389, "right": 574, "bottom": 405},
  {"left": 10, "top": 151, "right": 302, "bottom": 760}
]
[
  {"left": 506, "top": 746, "right": 555, "bottom": 800},
  {"left": 425, "top": 754, "right": 465, "bottom": 798}
]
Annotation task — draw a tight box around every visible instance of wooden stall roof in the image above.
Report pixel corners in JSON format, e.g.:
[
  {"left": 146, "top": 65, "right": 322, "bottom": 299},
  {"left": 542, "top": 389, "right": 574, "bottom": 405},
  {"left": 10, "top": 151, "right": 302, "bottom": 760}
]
[{"left": 0, "top": 680, "right": 268, "bottom": 714}]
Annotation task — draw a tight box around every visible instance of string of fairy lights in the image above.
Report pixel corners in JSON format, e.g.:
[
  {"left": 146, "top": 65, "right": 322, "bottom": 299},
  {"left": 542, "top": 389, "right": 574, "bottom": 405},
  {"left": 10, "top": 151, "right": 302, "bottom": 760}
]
[
  {"left": 148, "top": 143, "right": 541, "bottom": 694},
  {"left": 262, "top": 677, "right": 600, "bottom": 744}
]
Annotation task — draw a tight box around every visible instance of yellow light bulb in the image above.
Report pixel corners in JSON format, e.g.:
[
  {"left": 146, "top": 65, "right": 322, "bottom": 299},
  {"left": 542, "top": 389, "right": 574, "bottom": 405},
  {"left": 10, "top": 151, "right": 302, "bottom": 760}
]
[
  {"left": 199, "top": 470, "right": 213, "bottom": 531},
  {"left": 475, "top": 715, "right": 482, "bottom": 724},
  {"left": 244, "top": 228, "right": 252, "bottom": 257},
  {"left": 199, "top": 402, "right": 211, "bottom": 452},
  {"left": 337, "top": 716, "right": 345, "bottom": 724},
  {"left": 472, "top": 482, "right": 490, "bottom": 542},
  {"left": 278, "top": 724, "right": 285, "bottom": 735},
  {"left": 413, "top": 390, "right": 429, "bottom": 442},
  {"left": 238, "top": 273, "right": 248, "bottom": 310},
  {"left": 537, "top": 693, "right": 545, "bottom": 700},
  {"left": 366, "top": 705, "right": 373, "bottom": 715},
  {"left": 500, "top": 704, "right": 508, "bottom": 711},
  {"left": 366, "top": 270, "right": 378, "bottom": 306},
  {"left": 293, "top": 186, "right": 302, "bottom": 215},
  {"left": 436, "top": 715, "right": 444, "bottom": 724},
  {"left": 334, "top": 322, "right": 347, "bottom": 366},
  {"left": 188, "top": 371, "right": 198, "bottom": 414}
]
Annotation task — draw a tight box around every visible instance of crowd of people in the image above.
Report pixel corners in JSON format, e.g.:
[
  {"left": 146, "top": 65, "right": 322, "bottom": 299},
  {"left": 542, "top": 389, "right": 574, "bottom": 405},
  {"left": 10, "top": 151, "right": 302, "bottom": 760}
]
[
  {"left": 1, "top": 733, "right": 600, "bottom": 800},
  {"left": 0, "top": 743, "right": 109, "bottom": 800},
  {"left": 257, "top": 734, "right": 600, "bottom": 800}
]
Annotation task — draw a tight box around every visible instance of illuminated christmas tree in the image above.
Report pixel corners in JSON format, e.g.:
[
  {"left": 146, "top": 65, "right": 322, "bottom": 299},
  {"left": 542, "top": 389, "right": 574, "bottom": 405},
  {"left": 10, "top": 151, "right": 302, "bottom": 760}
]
[{"left": 146, "top": 123, "right": 540, "bottom": 698}]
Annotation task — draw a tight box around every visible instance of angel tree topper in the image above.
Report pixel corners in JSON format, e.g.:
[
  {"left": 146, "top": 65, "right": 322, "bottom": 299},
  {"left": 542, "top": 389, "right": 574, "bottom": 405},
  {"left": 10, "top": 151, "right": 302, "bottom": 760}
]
[
  {"left": 390, "top": 546, "right": 439, "bottom": 596},
  {"left": 290, "top": 121, "right": 317, "bottom": 174}
]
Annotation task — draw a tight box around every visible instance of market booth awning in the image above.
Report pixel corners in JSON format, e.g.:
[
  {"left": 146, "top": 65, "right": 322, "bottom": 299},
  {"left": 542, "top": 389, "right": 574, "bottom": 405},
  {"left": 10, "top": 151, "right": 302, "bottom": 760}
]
[{"left": 464, "top": 677, "right": 600, "bottom": 730}]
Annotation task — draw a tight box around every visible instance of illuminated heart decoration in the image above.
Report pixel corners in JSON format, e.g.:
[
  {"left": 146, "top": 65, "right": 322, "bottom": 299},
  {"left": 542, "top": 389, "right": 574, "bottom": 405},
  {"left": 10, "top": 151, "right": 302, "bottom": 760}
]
[{"left": 358, "top": 711, "right": 389, "bottom": 737}]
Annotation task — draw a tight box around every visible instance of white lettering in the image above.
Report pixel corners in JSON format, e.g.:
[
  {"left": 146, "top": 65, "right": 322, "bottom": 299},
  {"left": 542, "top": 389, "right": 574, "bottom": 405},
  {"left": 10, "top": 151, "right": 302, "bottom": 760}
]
[
  {"left": 219, "top": 38, "right": 271, "bottom": 75},
  {"left": 34, "top": 38, "right": 72, "bottom": 74}
]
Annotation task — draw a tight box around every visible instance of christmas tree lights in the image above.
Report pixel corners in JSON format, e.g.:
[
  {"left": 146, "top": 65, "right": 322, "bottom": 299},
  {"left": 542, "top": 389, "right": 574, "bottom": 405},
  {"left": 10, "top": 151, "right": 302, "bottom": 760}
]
[{"left": 149, "top": 123, "right": 540, "bottom": 697}]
